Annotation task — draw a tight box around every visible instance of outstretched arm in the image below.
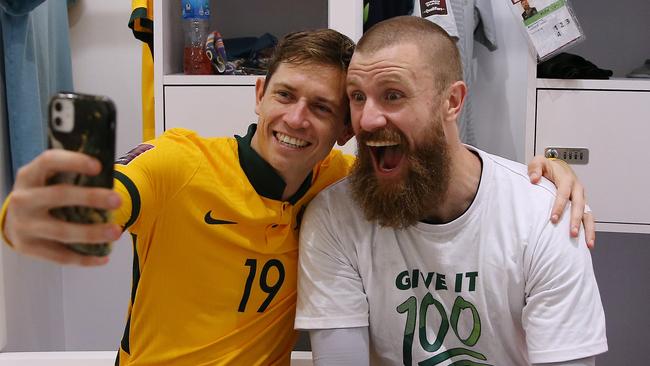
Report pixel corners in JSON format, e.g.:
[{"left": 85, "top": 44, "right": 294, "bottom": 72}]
[{"left": 527, "top": 156, "right": 595, "bottom": 248}]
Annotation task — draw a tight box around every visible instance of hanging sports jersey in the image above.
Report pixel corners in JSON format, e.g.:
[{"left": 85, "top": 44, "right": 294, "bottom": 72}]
[
  {"left": 413, "top": 0, "right": 459, "bottom": 38},
  {"left": 129, "top": 0, "right": 155, "bottom": 141}
]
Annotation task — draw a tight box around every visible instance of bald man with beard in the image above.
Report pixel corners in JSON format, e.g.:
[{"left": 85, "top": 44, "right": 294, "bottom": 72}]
[{"left": 295, "top": 16, "right": 607, "bottom": 366}]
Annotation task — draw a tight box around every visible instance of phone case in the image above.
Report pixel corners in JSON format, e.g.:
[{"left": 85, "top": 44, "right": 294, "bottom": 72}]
[{"left": 47, "top": 92, "right": 116, "bottom": 256}]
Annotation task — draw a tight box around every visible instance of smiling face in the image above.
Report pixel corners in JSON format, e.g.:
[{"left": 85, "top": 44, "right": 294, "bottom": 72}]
[
  {"left": 346, "top": 43, "right": 453, "bottom": 227},
  {"left": 252, "top": 62, "right": 348, "bottom": 184},
  {"left": 347, "top": 43, "right": 442, "bottom": 179}
]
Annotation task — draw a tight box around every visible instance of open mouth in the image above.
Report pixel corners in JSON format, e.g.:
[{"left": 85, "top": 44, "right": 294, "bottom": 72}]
[
  {"left": 367, "top": 140, "right": 405, "bottom": 173},
  {"left": 274, "top": 131, "right": 311, "bottom": 149}
]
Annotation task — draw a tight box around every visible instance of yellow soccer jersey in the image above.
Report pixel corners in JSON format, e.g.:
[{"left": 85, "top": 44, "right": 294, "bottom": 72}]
[{"left": 112, "top": 125, "right": 353, "bottom": 366}]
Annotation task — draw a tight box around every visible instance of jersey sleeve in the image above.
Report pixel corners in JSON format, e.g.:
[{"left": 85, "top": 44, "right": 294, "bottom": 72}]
[
  {"left": 295, "top": 191, "right": 369, "bottom": 330},
  {"left": 522, "top": 205, "right": 608, "bottom": 363},
  {"left": 112, "top": 172, "right": 133, "bottom": 229},
  {"left": 129, "top": 0, "right": 153, "bottom": 50},
  {"left": 340, "top": 152, "right": 355, "bottom": 170},
  {"left": 113, "top": 129, "right": 204, "bottom": 233}
]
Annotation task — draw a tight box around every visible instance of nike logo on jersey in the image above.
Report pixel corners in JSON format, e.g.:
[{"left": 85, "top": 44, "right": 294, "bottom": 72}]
[{"left": 204, "top": 211, "right": 237, "bottom": 225}]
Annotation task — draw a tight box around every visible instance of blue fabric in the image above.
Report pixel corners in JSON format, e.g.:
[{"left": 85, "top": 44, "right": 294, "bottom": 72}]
[
  {"left": 0, "top": 0, "right": 46, "bottom": 15},
  {"left": 0, "top": 0, "right": 73, "bottom": 180}
]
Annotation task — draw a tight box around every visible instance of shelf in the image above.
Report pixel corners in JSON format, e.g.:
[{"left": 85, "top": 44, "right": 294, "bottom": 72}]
[
  {"left": 163, "top": 74, "right": 260, "bottom": 86},
  {"left": 154, "top": 0, "right": 363, "bottom": 137},
  {"left": 535, "top": 78, "right": 650, "bottom": 90}
]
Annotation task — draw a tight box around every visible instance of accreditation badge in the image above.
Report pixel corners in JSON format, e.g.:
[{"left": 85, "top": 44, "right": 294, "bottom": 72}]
[{"left": 509, "top": 0, "right": 585, "bottom": 62}]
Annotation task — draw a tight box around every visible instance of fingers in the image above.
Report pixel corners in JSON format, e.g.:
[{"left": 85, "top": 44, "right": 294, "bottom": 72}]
[
  {"left": 527, "top": 155, "right": 548, "bottom": 183},
  {"left": 3, "top": 150, "right": 118, "bottom": 266},
  {"left": 7, "top": 216, "right": 120, "bottom": 265},
  {"left": 568, "top": 184, "right": 585, "bottom": 237},
  {"left": 583, "top": 210, "right": 596, "bottom": 249},
  {"left": 550, "top": 181, "right": 571, "bottom": 224},
  {"left": 12, "top": 185, "right": 121, "bottom": 212},
  {"left": 20, "top": 239, "right": 110, "bottom": 266},
  {"left": 14, "top": 150, "right": 101, "bottom": 189},
  {"left": 25, "top": 219, "right": 122, "bottom": 245},
  {"left": 529, "top": 155, "right": 595, "bottom": 248}
]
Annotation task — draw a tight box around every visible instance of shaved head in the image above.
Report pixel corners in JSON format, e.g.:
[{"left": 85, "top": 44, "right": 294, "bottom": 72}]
[{"left": 356, "top": 16, "right": 462, "bottom": 92}]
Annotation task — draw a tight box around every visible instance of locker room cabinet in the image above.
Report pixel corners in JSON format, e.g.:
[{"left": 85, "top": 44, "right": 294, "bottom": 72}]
[
  {"left": 162, "top": 78, "right": 257, "bottom": 137},
  {"left": 522, "top": 0, "right": 650, "bottom": 234},
  {"left": 528, "top": 78, "right": 650, "bottom": 234},
  {"left": 154, "top": 0, "right": 363, "bottom": 138}
]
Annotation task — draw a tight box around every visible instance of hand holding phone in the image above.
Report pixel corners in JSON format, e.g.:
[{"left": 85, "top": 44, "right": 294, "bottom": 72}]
[{"left": 47, "top": 92, "right": 117, "bottom": 256}]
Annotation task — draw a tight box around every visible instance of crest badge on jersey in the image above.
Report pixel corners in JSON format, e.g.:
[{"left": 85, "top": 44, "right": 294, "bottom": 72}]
[{"left": 116, "top": 143, "right": 155, "bottom": 165}]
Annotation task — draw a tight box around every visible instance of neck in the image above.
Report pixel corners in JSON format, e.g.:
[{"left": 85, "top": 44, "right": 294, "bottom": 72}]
[
  {"left": 250, "top": 132, "right": 311, "bottom": 201},
  {"left": 423, "top": 144, "right": 482, "bottom": 223}
]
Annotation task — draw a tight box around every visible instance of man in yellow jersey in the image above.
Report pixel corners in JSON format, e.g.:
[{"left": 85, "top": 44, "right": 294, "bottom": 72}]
[{"left": 1, "top": 29, "right": 591, "bottom": 365}]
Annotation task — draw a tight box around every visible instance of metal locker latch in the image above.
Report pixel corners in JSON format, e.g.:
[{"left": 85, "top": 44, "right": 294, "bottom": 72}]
[{"left": 544, "top": 147, "right": 589, "bottom": 165}]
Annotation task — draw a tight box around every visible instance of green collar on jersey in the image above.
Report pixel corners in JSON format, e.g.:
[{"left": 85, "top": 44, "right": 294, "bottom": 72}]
[{"left": 235, "top": 124, "right": 313, "bottom": 205}]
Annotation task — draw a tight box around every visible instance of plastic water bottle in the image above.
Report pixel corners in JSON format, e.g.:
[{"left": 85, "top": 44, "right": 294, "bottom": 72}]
[{"left": 182, "top": 0, "right": 212, "bottom": 75}]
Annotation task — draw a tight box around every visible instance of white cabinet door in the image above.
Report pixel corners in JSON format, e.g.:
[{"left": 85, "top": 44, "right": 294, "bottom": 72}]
[
  {"left": 535, "top": 86, "right": 650, "bottom": 233},
  {"left": 163, "top": 85, "right": 257, "bottom": 138}
]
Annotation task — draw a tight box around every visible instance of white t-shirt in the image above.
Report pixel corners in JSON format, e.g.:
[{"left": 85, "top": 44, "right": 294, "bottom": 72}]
[{"left": 295, "top": 147, "right": 607, "bottom": 365}]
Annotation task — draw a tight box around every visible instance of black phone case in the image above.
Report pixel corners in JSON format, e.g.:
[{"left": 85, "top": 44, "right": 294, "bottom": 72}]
[{"left": 47, "top": 93, "right": 116, "bottom": 256}]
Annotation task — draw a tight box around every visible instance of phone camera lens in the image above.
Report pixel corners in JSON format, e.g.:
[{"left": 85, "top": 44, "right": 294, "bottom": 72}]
[
  {"left": 54, "top": 117, "right": 62, "bottom": 127},
  {"left": 54, "top": 102, "right": 62, "bottom": 112}
]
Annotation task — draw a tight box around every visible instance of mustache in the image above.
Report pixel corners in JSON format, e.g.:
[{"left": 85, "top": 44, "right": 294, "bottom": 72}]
[
  {"left": 356, "top": 127, "right": 406, "bottom": 146},
  {"left": 349, "top": 119, "right": 451, "bottom": 229}
]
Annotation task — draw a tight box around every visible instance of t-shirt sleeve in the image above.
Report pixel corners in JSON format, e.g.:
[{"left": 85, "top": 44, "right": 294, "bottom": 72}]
[
  {"left": 295, "top": 192, "right": 369, "bottom": 330},
  {"left": 523, "top": 205, "right": 608, "bottom": 363},
  {"left": 309, "top": 327, "right": 370, "bottom": 366}
]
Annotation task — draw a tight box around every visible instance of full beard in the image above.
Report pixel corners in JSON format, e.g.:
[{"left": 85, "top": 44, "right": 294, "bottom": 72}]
[{"left": 349, "top": 120, "right": 451, "bottom": 229}]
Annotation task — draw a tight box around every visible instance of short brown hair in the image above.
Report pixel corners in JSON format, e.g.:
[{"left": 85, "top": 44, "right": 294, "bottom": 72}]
[
  {"left": 263, "top": 29, "right": 356, "bottom": 93},
  {"left": 357, "top": 16, "right": 462, "bottom": 92}
]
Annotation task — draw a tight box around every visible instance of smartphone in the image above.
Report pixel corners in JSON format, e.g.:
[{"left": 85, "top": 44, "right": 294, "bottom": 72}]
[{"left": 47, "top": 92, "right": 116, "bottom": 256}]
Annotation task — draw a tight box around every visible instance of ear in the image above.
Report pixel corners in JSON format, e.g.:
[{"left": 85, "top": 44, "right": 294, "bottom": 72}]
[
  {"left": 254, "top": 77, "right": 266, "bottom": 115},
  {"left": 444, "top": 80, "right": 467, "bottom": 122},
  {"left": 336, "top": 121, "right": 355, "bottom": 146}
]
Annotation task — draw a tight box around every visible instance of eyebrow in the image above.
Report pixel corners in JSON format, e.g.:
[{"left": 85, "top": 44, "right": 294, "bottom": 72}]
[
  {"left": 346, "top": 81, "right": 358, "bottom": 89},
  {"left": 314, "top": 96, "right": 338, "bottom": 107},
  {"left": 274, "top": 82, "right": 339, "bottom": 107},
  {"left": 346, "top": 73, "right": 409, "bottom": 89},
  {"left": 346, "top": 76, "right": 363, "bottom": 89},
  {"left": 274, "top": 82, "right": 297, "bottom": 92}
]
